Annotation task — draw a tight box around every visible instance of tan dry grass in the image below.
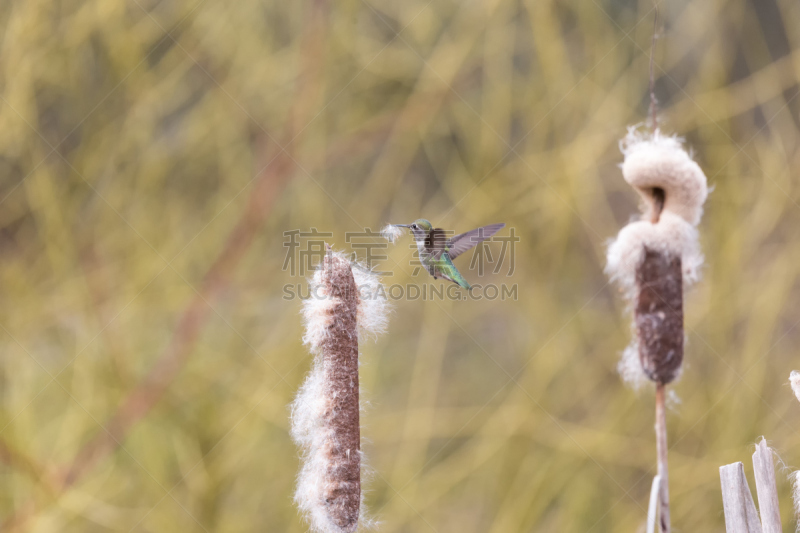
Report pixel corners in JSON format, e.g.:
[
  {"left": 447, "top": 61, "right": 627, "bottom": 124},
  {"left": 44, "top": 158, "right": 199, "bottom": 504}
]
[{"left": 1, "top": 0, "right": 800, "bottom": 531}]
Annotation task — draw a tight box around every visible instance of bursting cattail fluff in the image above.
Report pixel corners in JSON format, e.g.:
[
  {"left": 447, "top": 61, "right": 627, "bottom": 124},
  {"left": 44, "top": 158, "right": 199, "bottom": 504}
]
[
  {"left": 606, "top": 128, "right": 708, "bottom": 388},
  {"left": 291, "top": 249, "right": 388, "bottom": 533}
]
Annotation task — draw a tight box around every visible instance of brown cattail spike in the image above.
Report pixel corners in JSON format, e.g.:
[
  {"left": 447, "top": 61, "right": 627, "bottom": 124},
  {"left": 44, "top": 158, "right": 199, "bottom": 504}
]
[
  {"left": 319, "top": 252, "right": 361, "bottom": 531},
  {"left": 635, "top": 248, "right": 683, "bottom": 385}
]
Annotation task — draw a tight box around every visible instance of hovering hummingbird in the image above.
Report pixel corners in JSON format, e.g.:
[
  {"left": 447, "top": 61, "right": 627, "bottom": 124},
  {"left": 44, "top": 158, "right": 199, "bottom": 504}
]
[{"left": 391, "top": 219, "right": 505, "bottom": 289}]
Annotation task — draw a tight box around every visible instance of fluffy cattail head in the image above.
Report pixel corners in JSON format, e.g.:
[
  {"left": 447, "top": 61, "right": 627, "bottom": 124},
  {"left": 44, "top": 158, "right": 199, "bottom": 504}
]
[
  {"left": 607, "top": 128, "right": 708, "bottom": 388},
  {"left": 302, "top": 249, "right": 389, "bottom": 352},
  {"left": 621, "top": 128, "right": 708, "bottom": 226},
  {"left": 291, "top": 248, "right": 388, "bottom": 533}
]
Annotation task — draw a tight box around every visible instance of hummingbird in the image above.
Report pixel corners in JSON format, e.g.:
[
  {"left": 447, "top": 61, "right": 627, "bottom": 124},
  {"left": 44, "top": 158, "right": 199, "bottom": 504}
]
[{"left": 392, "top": 219, "right": 505, "bottom": 289}]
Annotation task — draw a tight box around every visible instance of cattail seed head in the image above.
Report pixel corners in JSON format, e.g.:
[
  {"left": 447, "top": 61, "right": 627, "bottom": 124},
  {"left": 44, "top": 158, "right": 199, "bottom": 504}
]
[
  {"left": 291, "top": 248, "right": 388, "bottom": 533},
  {"left": 606, "top": 128, "right": 708, "bottom": 388},
  {"left": 635, "top": 249, "right": 683, "bottom": 384}
]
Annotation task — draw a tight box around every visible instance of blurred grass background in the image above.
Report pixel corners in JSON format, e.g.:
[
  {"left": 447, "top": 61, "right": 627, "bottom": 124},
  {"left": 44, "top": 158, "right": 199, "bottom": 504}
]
[{"left": 1, "top": 0, "right": 800, "bottom": 531}]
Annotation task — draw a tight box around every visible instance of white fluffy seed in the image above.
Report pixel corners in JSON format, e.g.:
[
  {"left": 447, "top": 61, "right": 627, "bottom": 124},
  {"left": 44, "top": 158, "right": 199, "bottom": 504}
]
[
  {"left": 380, "top": 224, "right": 405, "bottom": 244},
  {"left": 790, "top": 371, "right": 800, "bottom": 403}
]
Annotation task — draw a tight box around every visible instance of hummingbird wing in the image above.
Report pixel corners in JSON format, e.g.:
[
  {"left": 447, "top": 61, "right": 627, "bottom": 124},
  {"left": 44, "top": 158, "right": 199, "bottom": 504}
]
[
  {"left": 426, "top": 228, "right": 451, "bottom": 259},
  {"left": 446, "top": 223, "right": 505, "bottom": 260}
]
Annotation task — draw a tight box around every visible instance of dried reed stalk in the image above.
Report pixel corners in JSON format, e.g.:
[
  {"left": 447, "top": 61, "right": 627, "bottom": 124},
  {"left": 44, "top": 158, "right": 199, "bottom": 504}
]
[
  {"left": 752, "top": 439, "right": 781, "bottom": 533},
  {"left": 719, "top": 462, "right": 762, "bottom": 533},
  {"left": 646, "top": 474, "right": 662, "bottom": 533},
  {"left": 719, "top": 439, "right": 783, "bottom": 532}
]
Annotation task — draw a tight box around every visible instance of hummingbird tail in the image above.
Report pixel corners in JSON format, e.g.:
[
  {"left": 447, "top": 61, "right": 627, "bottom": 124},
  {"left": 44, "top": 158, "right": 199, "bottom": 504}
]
[
  {"left": 441, "top": 271, "right": 471, "bottom": 290},
  {"left": 437, "top": 253, "right": 472, "bottom": 290}
]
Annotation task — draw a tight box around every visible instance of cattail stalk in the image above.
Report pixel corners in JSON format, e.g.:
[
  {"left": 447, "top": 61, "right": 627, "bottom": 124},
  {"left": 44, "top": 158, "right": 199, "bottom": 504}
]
[
  {"left": 606, "top": 127, "right": 708, "bottom": 533},
  {"left": 654, "top": 382, "right": 670, "bottom": 531},
  {"left": 610, "top": 23, "right": 705, "bottom": 529},
  {"left": 292, "top": 247, "right": 388, "bottom": 533}
]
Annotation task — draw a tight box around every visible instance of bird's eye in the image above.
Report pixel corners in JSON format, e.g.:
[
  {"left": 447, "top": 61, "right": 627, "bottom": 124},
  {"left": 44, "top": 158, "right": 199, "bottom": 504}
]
[{"left": 411, "top": 224, "right": 417, "bottom": 229}]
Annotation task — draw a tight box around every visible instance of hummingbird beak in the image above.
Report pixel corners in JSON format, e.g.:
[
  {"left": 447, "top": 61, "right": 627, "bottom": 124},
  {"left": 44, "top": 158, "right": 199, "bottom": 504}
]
[{"left": 395, "top": 224, "right": 411, "bottom": 228}]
